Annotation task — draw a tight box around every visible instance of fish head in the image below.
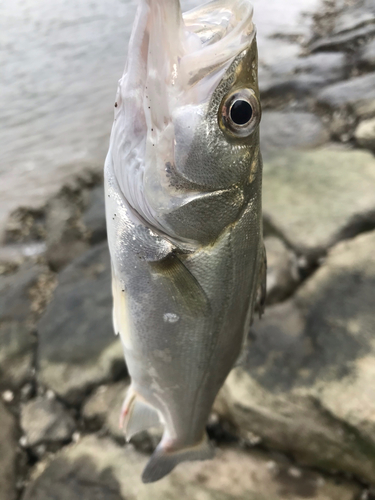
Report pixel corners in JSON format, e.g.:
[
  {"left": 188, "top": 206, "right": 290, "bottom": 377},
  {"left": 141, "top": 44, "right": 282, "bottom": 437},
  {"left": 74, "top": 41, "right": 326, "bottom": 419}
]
[{"left": 109, "top": 0, "right": 262, "bottom": 247}]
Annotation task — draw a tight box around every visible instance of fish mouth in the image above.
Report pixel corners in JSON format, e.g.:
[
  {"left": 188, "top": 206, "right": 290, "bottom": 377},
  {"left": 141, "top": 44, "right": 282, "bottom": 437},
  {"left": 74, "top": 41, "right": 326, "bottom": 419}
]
[{"left": 110, "top": 0, "right": 255, "bottom": 244}]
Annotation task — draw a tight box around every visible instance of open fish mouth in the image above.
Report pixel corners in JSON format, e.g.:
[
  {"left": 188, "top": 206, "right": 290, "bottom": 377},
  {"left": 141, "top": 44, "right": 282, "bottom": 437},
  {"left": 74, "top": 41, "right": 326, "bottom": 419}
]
[{"left": 110, "top": 0, "right": 255, "bottom": 242}]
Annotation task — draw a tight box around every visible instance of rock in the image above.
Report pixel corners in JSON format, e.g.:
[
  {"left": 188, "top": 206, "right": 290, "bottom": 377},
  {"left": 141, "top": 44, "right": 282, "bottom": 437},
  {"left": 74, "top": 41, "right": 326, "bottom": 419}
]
[
  {"left": 82, "top": 381, "right": 161, "bottom": 452},
  {"left": 20, "top": 396, "right": 76, "bottom": 449},
  {"left": 263, "top": 147, "right": 375, "bottom": 258},
  {"left": 0, "top": 242, "right": 46, "bottom": 275},
  {"left": 82, "top": 381, "right": 128, "bottom": 442},
  {"left": 260, "top": 53, "right": 348, "bottom": 104},
  {"left": 82, "top": 185, "right": 106, "bottom": 244},
  {"left": 260, "top": 112, "right": 329, "bottom": 157},
  {"left": 21, "top": 435, "right": 360, "bottom": 500},
  {"left": 264, "top": 237, "right": 299, "bottom": 304},
  {"left": 0, "top": 263, "right": 52, "bottom": 390},
  {"left": 0, "top": 401, "right": 18, "bottom": 500},
  {"left": 316, "top": 73, "right": 375, "bottom": 139},
  {"left": 355, "top": 117, "right": 375, "bottom": 150},
  {"left": 217, "top": 231, "right": 375, "bottom": 484},
  {"left": 309, "top": 0, "right": 375, "bottom": 52},
  {"left": 37, "top": 242, "right": 125, "bottom": 405},
  {"left": 358, "top": 39, "right": 375, "bottom": 71},
  {"left": 44, "top": 191, "right": 89, "bottom": 271}
]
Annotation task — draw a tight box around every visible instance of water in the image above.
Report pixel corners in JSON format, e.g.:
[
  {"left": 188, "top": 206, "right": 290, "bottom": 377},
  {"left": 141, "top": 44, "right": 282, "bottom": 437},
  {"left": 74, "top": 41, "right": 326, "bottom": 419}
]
[{"left": 0, "top": 0, "right": 320, "bottom": 239}]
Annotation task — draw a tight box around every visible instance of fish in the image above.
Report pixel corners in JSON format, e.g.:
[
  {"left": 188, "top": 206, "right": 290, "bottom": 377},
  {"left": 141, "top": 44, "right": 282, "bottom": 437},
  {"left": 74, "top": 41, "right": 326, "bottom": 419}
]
[{"left": 104, "top": 0, "right": 266, "bottom": 484}]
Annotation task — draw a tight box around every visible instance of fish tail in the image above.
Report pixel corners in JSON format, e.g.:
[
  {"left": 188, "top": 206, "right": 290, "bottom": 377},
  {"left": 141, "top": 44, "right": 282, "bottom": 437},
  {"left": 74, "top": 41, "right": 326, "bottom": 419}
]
[{"left": 141, "top": 433, "right": 214, "bottom": 483}]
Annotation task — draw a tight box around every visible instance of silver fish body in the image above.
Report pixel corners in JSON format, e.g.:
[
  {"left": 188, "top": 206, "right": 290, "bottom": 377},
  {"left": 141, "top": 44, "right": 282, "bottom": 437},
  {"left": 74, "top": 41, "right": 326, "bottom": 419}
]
[{"left": 105, "top": 0, "right": 266, "bottom": 483}]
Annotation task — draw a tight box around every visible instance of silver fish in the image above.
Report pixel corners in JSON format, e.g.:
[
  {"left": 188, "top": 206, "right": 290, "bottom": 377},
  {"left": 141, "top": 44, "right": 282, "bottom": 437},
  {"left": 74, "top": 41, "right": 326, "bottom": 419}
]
[{"left": 104, "top": 0, "right": 266, "bottom": 483}]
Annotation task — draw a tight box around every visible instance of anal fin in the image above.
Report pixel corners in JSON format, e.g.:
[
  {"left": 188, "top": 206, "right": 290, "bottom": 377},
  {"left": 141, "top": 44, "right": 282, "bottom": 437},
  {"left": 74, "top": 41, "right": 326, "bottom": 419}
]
[{"left": 120, "top": 387, "right": 161, "bottom": 441}]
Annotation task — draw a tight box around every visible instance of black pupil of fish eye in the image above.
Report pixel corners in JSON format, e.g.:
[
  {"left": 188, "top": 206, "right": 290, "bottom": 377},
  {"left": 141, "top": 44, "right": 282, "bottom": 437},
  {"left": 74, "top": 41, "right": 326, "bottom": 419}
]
[{"left": 230, "top": 99, "right": 253, "bottom": 125}]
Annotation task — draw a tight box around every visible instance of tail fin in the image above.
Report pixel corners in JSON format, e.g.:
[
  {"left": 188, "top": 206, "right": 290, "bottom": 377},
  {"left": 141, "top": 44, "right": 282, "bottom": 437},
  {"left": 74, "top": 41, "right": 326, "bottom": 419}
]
[{"left": 142, "top": 434, "right": 215, "bottom": 483}]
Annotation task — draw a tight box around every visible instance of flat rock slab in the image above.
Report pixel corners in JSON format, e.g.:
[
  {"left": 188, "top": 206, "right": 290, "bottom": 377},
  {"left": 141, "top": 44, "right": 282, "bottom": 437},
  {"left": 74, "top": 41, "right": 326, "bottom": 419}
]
[
  {"left": 218, "top": 231, "right": 375, "bottom": 484},
  {"left": 20, "top": 396, "right": 76, "bottom": 448},
  {"left": 21, "top": 435, "right": 360, "bottom": 500},
  {"left": 0, "top": 401, "right": 18, "bottom": 500},
  {"left": 37, "top": 242, "right": 125, "bottom": 405},
  {"left": 260, "top": 112, "right": 329, "bottom": 156},
  {"left": 316, "top": 73, "right": 375, "bottom": 121},
  {"left": 309, "top": 0, "right": 375, "bottom": 51},
  {"left": 260, "top": 53, "right": 348, "bottom": 102},
  {"left": 0, "top": 263, "right": 51, "bottom": 390},
  {"left": 263, "top": 147, "right": 375, "bottom": 258}
]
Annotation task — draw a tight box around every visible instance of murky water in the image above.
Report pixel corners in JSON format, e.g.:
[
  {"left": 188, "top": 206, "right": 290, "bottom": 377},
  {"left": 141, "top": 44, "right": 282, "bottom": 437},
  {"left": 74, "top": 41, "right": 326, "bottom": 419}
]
[{"left": 0, "top": 0, "right": 320, "bottom": 238}]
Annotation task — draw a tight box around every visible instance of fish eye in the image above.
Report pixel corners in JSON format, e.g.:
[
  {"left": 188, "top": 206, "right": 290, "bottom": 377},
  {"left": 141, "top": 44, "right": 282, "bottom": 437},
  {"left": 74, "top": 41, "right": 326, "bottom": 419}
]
[
  {"left": 220, "top": 88, "right": 261, "bottom": 137},
  {"left": 230, "top": 100, "right": 253, "bottom": 125}
]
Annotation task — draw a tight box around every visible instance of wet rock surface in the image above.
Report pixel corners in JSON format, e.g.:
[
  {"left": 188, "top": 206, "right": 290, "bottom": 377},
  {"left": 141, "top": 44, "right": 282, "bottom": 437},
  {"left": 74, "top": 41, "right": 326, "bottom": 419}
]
[
  {"left": 218, "top": 231, "right": 375, "bottom": 484},
  {"left": 260, "top": 112, "right": 329, "bottom": 155},
  {"left": 0, "top": 401, "right": 18, "bottom": 500},
  {"left": 0, "top": 263, "right": 53, "bottom": 390},
  {"left": 308, "top": 0, "right": 375, "bottom": 52},
  {"left": 20, "top": 395, "right": 76, "bottom": 450},
  {"left": 263, "top": 148, "right": 375, "bottom": 258},
  {"left": 21, "top": 435, "right": 360, "bottom": 500},
  {"left": 316, "top": 73, "right": 375, "bottom": 139},
  {"left": 37, "top": 242, "right": 125, "bottom": 405},
  {"left": 260, "top": 53, "right": 348, "bottom": 104}
]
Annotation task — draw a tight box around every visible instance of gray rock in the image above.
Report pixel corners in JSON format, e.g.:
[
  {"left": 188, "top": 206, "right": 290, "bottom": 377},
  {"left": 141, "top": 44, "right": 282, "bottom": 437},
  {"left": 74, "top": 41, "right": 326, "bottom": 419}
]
[
  {"left": 263, "top": 147, "right": 375, "bottom": 258},
  {"left": 82, "top": 185, "right": 106, "bottom": 244},
  {"left": 45, "top": 192, "right": 89, "bottom": 271},
  {"left": 355, "top": 117, "right": 375, "bottom": 150},
  {"left": 82, "top": 381, "right": 128, "bottom": 442},
  {"left": 20, "top": 396, "right": 76, "bottom": 449},
  {"left": 358, "top": 39, "right": 375, "bottom": 71},
  {"left": 0, "top": 263, "right": 52, "bottom": 390},
  {"left": 37, "top": 242, "right": 125, "bottom": 405},
  {"left": 260, "top": 53, "right": 348, "bottom": 103},
  {"left": 0, "top": 401, "right": 18, "bottom": 500},
  {"left": 309, "top": 0, "right": 375, "bottom": 52},
  {"left": 260, "top": 112, "right": 329, "bottom": 157},
  {"left": 217, "top": 231, "right": 375, "bottom": 484},
  {"left": 0, "top": 242, "right": 46, "bottom": 275},
  {"left": 21, "top": 435, "right": 360, "bottom": 500},
  {"left": 316, "top": 73, "right": 375, "bottom": 139},
  {"left": 264, "top": 237, "right": 299, "bottom": 304}
]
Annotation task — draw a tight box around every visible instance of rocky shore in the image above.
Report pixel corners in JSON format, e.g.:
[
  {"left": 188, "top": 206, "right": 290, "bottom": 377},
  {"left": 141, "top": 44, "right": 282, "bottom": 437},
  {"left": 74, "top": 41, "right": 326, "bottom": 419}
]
[{"left": 1, "top": 0, "right": 375, "bottom": 499}]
